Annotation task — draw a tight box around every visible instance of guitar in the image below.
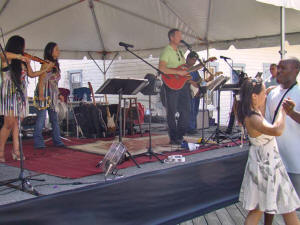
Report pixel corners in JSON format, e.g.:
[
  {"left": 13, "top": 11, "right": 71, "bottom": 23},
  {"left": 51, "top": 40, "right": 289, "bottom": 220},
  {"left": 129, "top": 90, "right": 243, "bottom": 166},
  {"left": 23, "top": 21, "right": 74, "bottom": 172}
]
[
  {"left": 88, "top": 82, "right": 107, "bottom": 133},
  {"left": 104, "top": 95, "right": 116, "bottom": 134},
  {"left": 190, "top": 71, "right": 223, "bottom": 98},
  {"left": 88, "top": 82, "right": 96, "bottom": 105},
  {"left": 161, "top": 57, "right": 217, "bottom": 90}
]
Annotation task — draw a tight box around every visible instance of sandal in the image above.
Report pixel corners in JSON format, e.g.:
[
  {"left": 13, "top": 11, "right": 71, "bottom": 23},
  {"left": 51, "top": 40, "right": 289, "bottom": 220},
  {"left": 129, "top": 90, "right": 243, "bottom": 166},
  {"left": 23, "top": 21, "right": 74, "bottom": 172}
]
[{"left": 12, "top": 151, "right": 25, "bottom": 161}]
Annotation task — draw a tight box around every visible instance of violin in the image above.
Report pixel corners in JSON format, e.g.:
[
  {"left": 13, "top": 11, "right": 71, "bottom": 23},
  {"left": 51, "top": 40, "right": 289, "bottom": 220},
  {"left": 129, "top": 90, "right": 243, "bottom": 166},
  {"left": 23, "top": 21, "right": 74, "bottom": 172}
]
[
  {"left": 23, "top": 52, "right": 48, "bottom": 64},
  {"left": 23, "top": 52, "right": 57, "bottom": 71}
]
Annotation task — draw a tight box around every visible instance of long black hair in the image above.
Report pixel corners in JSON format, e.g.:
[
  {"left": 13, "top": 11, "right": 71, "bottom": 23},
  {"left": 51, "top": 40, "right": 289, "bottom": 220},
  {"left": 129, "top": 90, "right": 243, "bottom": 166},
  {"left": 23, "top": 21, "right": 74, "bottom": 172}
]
[
  {"left": 237, "top": 77, "right": 263, "bottom": 125},
  {"left": 43, "top": 42, "right": 60, "bottom": 73},
  {"left": 5, "top": 35, "right": 26, "bottom": 85}
]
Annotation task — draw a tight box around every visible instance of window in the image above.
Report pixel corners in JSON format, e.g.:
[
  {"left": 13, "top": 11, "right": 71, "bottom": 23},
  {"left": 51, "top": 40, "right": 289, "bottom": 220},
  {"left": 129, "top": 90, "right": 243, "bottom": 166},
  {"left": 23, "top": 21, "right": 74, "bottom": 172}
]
[
  {"left": 68, "top": 70, "right": 83, "bottom": 97},
  {"left": 263, "top": 63, "right": 272, "bottom": 81}
]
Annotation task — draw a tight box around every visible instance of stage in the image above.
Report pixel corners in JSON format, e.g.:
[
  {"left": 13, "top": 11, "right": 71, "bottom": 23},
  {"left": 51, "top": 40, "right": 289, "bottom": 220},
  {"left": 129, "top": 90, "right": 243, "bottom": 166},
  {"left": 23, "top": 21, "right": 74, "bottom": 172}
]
[{"left": 0, "top": 127, "right": 298, "bottom": 224}]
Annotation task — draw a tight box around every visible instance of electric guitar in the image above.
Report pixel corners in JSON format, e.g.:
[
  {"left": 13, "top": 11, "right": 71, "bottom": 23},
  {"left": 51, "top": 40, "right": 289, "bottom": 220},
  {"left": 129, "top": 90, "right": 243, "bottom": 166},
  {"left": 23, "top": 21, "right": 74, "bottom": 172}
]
[
  {"left": 104, "top": 95, "right": 116, "bottom": 135},
  {"left": 190, "top": 71, "right": 223, "bottom": 98},
  {"left": 161, "top": 57, "right": 217, "bottom": 90}
]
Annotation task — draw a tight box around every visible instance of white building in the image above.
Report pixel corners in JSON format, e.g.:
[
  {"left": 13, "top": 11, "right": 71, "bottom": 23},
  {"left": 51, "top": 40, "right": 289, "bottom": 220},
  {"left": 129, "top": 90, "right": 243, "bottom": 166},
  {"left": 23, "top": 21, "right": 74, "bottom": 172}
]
[{"left": 27, "top": 43, "right": 300, "bottom": 126}]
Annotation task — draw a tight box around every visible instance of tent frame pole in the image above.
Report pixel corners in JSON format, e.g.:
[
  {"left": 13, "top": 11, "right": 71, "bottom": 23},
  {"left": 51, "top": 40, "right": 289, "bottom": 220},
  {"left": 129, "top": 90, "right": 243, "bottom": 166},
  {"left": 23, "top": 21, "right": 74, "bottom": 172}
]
[{"left": 280, "top": 6, "right": 286, "bottom": 59}]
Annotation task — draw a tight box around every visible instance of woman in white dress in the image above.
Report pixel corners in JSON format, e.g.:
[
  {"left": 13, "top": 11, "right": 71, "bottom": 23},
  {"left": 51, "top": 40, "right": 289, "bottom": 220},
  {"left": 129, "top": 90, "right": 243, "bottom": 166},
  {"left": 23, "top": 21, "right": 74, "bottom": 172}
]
[{"left": 237, "top": 78, "right": 300, "bottom": 225}]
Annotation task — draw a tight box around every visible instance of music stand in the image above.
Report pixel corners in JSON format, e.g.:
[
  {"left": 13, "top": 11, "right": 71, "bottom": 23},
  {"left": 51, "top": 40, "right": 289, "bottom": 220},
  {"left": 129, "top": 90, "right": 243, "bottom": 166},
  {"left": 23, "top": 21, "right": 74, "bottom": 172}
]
[
  {"left": 203, "top": 76, "right": 238, "bottom": 144},
  {"left": 95, "top": 78, "right": 148, "bottom": 169}
]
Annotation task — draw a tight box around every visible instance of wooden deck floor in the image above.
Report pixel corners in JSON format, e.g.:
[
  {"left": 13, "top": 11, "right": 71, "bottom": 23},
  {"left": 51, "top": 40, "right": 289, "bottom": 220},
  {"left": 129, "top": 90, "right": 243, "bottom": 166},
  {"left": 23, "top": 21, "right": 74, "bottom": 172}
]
[{"left": 180, "top": 202, "right": 300, "bottom": 225}]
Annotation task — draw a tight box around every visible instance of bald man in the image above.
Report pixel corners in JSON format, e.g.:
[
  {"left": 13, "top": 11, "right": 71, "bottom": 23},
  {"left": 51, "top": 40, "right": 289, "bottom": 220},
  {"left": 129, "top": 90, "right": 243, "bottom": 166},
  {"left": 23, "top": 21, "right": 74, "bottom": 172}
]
[{"left": 265, "top": 57, "right": 300, "bottom": 225}]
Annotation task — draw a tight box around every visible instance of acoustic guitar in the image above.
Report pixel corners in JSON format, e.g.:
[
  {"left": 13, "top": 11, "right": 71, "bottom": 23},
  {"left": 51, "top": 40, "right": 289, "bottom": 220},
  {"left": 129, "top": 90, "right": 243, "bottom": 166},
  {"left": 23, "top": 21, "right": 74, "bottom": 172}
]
[{"left": 161, "top": 57, "right": 217, "bottom": 90}]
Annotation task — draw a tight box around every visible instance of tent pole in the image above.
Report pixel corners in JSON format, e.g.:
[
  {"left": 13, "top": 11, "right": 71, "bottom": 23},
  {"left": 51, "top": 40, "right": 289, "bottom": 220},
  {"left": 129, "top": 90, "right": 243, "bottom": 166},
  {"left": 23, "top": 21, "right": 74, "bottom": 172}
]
[
  {"left": 280, "top": 6, "right": 286, "bottom": 59},
  {"left": 0, "top": 0, "right": 9, "bottom": 16},
  {"left": 89, "top": 0, "right": 105, "bottom": 50}
]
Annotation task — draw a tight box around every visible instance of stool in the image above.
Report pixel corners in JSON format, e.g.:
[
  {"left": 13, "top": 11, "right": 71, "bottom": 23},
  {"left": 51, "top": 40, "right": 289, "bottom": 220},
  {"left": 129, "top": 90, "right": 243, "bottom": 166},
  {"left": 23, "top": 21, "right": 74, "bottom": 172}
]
[{"left": 119, "top": 97, "right": 142, "bottom": 136}]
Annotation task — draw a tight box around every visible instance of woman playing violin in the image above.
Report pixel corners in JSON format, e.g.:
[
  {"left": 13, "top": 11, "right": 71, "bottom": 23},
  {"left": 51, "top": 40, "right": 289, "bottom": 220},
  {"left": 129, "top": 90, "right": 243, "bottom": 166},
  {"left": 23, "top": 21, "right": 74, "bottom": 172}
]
[
  {"left": 0, "top": 35, "right": 53, "bottom": 162},
  {"left": 33, "top": 42, "right": 65, "bottom": 149}
]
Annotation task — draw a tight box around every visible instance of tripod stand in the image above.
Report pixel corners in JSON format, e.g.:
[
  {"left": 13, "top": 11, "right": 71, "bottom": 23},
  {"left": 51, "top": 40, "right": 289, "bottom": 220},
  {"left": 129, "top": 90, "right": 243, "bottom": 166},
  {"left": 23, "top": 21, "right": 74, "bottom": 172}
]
[
  {"left": 0, "top": 93, "right": 44, "bottom": 196},
  {"left": 205, "top": 87, "right": 238, "bottom": 145},
  {"left": 95, "top": 78, "right": 148, "bottom": 169},
  {"left": 138, "top": 94, "right": 164, "bottom": 163}
]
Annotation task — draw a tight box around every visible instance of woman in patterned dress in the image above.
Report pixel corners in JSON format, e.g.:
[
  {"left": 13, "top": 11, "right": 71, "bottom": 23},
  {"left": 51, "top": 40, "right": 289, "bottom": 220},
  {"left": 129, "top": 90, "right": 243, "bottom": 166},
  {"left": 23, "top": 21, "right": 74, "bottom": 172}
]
[
  {"left": 237, "top": 77, "right": 300, "bottom": 225},
  {"left": 33, "top": 42, "right": 64, "bottom": 149},
  {"left": 0, "top": 35, "right": 53, "bottom": 162}
]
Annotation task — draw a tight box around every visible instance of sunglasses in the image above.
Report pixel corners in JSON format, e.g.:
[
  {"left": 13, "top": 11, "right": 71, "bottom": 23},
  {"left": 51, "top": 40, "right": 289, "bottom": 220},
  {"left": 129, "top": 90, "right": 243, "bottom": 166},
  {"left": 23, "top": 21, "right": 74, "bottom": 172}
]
[{"left": 176, "top": 50, "right": 184, "bottom": 62}]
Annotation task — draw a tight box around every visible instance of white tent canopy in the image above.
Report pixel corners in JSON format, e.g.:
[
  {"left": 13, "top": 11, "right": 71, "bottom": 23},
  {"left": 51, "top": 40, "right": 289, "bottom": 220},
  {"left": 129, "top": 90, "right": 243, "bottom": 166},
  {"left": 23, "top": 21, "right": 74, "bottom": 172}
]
[{"left": 1, "top": 0, "right": 300, "bottom": 59}]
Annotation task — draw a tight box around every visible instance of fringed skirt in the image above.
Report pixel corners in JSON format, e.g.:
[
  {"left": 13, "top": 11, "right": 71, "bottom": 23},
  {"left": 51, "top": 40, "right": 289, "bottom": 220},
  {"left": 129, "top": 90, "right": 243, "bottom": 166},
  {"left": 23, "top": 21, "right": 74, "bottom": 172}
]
[{"left": 0, "top": 71, "right": 28, "bottom": 117}]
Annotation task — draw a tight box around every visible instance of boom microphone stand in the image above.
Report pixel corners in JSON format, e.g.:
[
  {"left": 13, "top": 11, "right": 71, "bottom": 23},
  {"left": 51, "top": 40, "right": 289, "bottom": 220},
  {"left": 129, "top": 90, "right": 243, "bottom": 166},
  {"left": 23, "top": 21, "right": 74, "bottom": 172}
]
[
  {"left": 119, "top": 43, "right": 164, "bottom": 163},
  {"left": 0, "top": 43, "right": 44, "bottom": 196},
  {"left": 180, "top": 41, "right": 213, "bottom": 145}
]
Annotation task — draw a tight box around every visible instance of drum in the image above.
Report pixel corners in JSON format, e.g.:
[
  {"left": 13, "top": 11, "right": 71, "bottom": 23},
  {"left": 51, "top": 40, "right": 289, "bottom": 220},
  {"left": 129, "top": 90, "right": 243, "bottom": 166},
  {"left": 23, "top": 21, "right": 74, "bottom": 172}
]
[
  {"left": 55, "top": 100, "right": 68, "bottom": 123},
  {"left": 101, "top": 142, "right": 127, "bottom": 176}
]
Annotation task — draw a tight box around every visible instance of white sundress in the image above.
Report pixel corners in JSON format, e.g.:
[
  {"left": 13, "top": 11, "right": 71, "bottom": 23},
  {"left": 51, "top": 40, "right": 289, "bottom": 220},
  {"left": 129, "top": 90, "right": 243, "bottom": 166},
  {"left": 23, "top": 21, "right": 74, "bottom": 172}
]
[{"left": 239, "top": 133, "right": 300, "bottom": 214}]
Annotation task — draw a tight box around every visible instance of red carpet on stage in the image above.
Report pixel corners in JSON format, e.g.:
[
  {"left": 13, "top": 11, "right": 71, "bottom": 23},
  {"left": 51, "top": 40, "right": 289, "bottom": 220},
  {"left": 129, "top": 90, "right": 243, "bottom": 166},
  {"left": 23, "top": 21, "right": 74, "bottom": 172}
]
[{"left": 1, "top": 136, "right": 241, "bottom": 179}]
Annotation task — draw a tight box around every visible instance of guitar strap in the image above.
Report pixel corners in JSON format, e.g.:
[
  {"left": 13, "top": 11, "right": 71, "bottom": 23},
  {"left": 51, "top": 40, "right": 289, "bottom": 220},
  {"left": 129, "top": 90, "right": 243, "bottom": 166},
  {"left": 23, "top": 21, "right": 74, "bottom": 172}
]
[{"left": 272, "top": 82, "right": 297, "bottom": 124}]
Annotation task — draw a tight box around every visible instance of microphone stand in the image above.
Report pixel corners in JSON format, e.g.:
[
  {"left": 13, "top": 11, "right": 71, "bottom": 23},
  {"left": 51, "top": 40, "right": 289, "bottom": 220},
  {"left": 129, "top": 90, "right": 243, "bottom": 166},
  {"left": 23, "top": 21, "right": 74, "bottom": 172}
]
[
  {"left": 0, "top": 43, "right": 44, "bottom": 196},
  {"left": 218, "top": 57, "right": 242, "bottom": 143},
  {"left": 120, "top": 46, "right": 164, "bottom": 163},
  {"left": 181, "top": 42, "right": 212, "bottom": 145}
]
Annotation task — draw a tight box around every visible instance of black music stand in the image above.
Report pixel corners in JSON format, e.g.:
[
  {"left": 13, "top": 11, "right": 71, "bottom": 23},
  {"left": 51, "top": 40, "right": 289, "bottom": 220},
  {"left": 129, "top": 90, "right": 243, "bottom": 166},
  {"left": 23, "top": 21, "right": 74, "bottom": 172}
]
[
  {"left": 95, "top": 78, "right": 148, "bottom": 168},
  {"left": 203, "top": 76, "right": 238, "bottom": 145}
]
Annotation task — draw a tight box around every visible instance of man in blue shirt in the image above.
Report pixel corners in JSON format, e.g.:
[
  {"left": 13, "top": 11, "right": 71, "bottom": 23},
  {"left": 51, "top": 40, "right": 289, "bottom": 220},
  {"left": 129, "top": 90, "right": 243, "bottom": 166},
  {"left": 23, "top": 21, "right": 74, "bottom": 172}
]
[{"left": 186, "top": 52, "right": 214, "bottom": 134}]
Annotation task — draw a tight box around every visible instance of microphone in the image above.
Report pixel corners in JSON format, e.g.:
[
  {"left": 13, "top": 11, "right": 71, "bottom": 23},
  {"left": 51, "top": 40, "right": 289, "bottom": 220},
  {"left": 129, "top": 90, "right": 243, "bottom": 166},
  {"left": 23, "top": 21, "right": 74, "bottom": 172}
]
[
  {"left": 180, "top": 40, "right": 192, "bottom": 50},
  {"left": 119, "top": 42, "right": 134, "bottom": 48},
  {"left": 220, "top": 56, "right": 231, "bottom": 60}
]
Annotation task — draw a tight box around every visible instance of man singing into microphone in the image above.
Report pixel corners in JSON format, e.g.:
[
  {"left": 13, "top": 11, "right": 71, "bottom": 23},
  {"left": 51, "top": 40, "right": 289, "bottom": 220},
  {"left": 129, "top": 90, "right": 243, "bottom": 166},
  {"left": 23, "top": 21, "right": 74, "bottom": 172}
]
[{"left": 159, "top": 28, "right": 190, "bottom": 145}]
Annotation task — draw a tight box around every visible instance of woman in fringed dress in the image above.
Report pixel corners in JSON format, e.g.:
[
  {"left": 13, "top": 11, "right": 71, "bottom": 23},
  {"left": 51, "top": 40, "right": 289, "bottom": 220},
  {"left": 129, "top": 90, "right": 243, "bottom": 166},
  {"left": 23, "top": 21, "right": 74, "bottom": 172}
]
[{"left": 0, "top": 35, "right": 53, "bottom": 162}]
